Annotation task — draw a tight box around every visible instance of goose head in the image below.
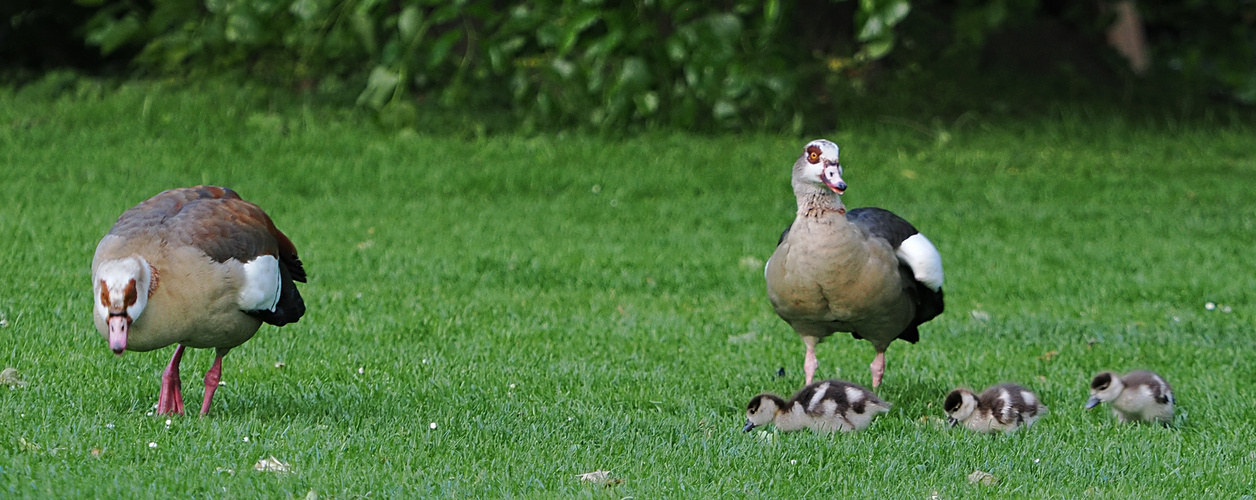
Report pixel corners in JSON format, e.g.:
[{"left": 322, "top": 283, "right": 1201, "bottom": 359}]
[
  {"left": 93, "top": 256, "right": 154, "bottom": 355},
  {"left": 793, "top": 139, "right": 846, "bottom": 195}
]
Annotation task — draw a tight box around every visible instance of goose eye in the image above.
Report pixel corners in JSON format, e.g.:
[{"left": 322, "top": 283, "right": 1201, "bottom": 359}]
[{"left": 809, "top": 152, "right": 819, "bottom": 162}]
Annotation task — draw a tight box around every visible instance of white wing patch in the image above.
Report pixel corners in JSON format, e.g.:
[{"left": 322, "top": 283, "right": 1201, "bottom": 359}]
[
  {"left": 1021, "top": 390, "right": 1038, "bottom": 406},
  {"left": 237, "top": 255, "right": 282, "bottom": 312},
  {"left": 844, "top": 386, "right": 865, "bottom": 404},
  {"left": 808, "top": 382, "right": 832, "bottom": 410},
  {"left": 896, "top": 233, "right": 944, "bottom": 291}
]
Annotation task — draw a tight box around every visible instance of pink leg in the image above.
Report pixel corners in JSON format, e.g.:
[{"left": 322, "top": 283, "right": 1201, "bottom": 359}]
[
  {"left": 802, "top": 336, "right": 820, "bottom": 385},
  {"left": 870, "top": 351, "right": 886, "bottom": 388},
  {"left": 200, "top": 354, "right": 225, "bottom": 416},
  {"left": 157, "top": 345, "right": 186, "bottom": 415}
]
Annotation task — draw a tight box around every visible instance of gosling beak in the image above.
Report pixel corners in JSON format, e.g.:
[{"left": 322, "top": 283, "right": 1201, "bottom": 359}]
[
  {"left": 1085, "top": 397, "right": 1101, "bottom": 410},
  {"left": 743, "top": 420, "right": 756, "bottom": 432},
  {"left": 946, "top": 417, "right": 958, "bottom": 427}
]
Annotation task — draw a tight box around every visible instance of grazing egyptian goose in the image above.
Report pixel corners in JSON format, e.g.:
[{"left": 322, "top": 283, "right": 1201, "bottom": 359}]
[
  {"left": 743, "top": 379, "right": 890, "bottom": 433},
  {"left": 944, "top": 384, "right": 1048, "bottom": 433},
  {"left": 92, "top": 186, "right": 306, "bottom": 415},
  {"left": 1086, "top": 370, "right": 1174, "bottom": 425},
  {"left": 765, "top": 139, "right": 944, "bottom": 387}
]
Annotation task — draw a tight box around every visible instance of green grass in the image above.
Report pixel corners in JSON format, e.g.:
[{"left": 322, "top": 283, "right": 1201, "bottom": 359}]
[{"left": 1, "top": 79, "right": 1255, "bottom": 498}]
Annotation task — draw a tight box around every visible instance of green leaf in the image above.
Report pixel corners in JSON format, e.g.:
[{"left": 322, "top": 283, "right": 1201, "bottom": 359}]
[
  {"left": 763, "top": 0, "right": 780, "bottom": 25},
  {"left": 634, "top": 91, "right": 660, "bottom": 116},
  {"left": 289, "top": 0, "right": 324, "bottom": 22},
  {"left": 352, "top": 11, "right": 378, "bottom": 55},
  {"left": 428, "top": 30, "right": 462, "bottom": 69},
  {"left": 550, "top": 58, "right": 576, "bottom": 80},
  {"left": 617, "top": 57, "right": 650, "bottom": 91},
  {"left": 357, "top": 65, "right": 401, "bottom": 109},
  {"left": 585, "top": 31, "right": 623, "bottom": 60},
  {"left": 205, "top": 0, "right": 228, "bottom": 14},
  {"left": 665, "top": 37, "right": 687, "bottom": 62},
  {"left": 398, "top": 6, "right": 424, "bottom": 44},
  {"left": 858, "top": 36, "right": 894, "bottom": 60},
  {"left": 225, "top": 13, "right": 263, "bottom": 44},
  {"left": 559, "top": 11, "right": 601, "bottom": 55},
  {"left": 704, "top": 13, "right": 742, "bottom": 43},
  {"left": 86, "top": 14, "right": 142, "bottom": 54},
  {"left": 857, "top": 0, "right": 910, "bottom": 41}
]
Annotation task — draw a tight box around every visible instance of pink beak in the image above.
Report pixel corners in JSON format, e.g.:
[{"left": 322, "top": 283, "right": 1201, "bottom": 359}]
[
  {"left": 107, "top": 315, "right": 129, "bottom": 355},
  {"left": 822, "top": 164, "right": 847, "bottom": 195}
]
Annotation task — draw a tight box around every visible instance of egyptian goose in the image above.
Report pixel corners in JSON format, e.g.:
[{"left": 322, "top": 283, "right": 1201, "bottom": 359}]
[
  {"left": 944, "top": 384, "right": 1048, "bottom": 433},
  {"left": 743, "top": 379, "right": 890, "bottom": 433},
  {"left": 765, "top": 139, "right": 944, "bottom": 387},
  {"left": 92, "top": 186, "right": 306, "bottom": 415},
  {"left": 1086, "top": 370, "right": 1174, "bottom": 425}
]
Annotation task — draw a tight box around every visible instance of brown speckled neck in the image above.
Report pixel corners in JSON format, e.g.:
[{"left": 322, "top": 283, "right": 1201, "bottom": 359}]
[{"left": 148, "top": 264, "right": 160, "bottom": 298}]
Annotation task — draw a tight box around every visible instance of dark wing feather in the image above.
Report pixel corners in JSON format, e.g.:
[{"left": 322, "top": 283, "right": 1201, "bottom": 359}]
[
  {"left": 845, "top": 207, "right": 919, "bottom": 248},
  {"left": 776, "top": 223, "right": 792, "bottom": 247}
]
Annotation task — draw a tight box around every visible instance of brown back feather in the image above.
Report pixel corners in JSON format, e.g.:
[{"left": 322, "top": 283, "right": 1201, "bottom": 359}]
[{"left": 109, "top": 186, "right": 305, "bottom": 281}]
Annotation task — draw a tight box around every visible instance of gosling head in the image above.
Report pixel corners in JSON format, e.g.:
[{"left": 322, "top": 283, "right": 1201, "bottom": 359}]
[
  {"left": 943, "top": 388, "right": 978, "bottom": 427},
  {"left": 1086, "top": 371, "right": 1124, "bottom": 409},
  {"left": 744, "top": 394, "right": 786, "bottom": 432}
]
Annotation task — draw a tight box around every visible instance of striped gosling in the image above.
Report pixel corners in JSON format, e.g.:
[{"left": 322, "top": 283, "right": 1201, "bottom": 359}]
[
  {"left": 1086, "top": 370, "right": 1174, "bottom": 425},
  {"left": 944, "top": 383, "right": 1048, "bottom": 433},
  {"left": 744, "top": 379, "right": 890, "bottom": 433}
]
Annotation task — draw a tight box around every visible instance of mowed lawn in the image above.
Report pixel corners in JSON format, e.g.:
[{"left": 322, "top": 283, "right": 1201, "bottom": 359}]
[{"left": 1, "top": 81, "right": 1254, "bottom": 498}]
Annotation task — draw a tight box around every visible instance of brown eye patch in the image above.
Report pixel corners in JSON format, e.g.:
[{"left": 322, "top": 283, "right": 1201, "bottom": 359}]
[
  {"left": 805, "top": 145, "right": 822, "bottom": 164},
  {"left": 100, "top": 281, "right": 110, "bottom": 305},
  {"left": 123, "top": 279, "right": 138, "bottom": 307}
]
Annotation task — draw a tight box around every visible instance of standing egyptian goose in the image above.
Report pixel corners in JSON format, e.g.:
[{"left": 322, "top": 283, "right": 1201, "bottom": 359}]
[
  {"left": 944, "top": 384, "right": 1048, "bottom": 433},
  {"left": 1086, "top": 370, "right": 1174, "bottom": 425},
  {"left": 743, "top": 379, "right": 890, "bottom": 433},
  {"left": 92, "top": 186, "right": 306, "bottom": 415},
  {"left": 765, "top": 139, "right": 944, "bottom": 387}
]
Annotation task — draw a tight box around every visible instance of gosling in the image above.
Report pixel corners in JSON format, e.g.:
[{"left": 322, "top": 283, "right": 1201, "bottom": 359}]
[
  {"left": 744, "top": 379, "right": 890, "bottom": 433},
  {"left": 944, "top": 383, "right": 1048, "bottom": 433},
  {"left": 1086, "top": 370, "right": 1174, "bottom": 425}
]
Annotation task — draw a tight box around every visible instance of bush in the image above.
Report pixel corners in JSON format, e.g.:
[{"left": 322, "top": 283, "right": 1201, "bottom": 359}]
[
  {"left": 6, "top": 0, "right": 1250, "bottom": 131},
  {"left": 69, "top": 0, "right": 912, "bottom": 131}
]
